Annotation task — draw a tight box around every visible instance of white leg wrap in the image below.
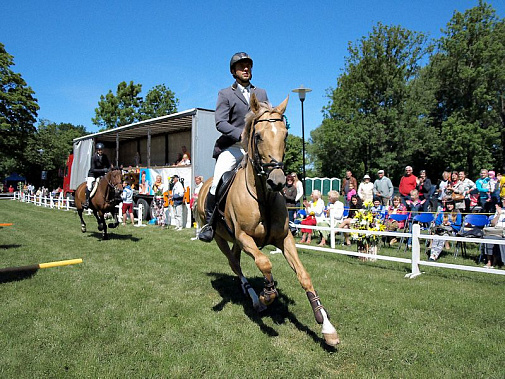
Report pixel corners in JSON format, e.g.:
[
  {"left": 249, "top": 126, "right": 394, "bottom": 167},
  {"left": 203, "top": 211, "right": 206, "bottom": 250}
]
[{"left": 320, "top": 308, "right": 337, "bottom": 335}]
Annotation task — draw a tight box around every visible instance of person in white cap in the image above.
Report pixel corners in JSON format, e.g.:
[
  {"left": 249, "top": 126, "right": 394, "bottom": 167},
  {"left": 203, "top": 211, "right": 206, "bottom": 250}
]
[
  {"left": 373, "top": 169, "right": 394, "bottom": 206},
  {"left": 358, "top": 174, "right": 374, "bottom": 203}
]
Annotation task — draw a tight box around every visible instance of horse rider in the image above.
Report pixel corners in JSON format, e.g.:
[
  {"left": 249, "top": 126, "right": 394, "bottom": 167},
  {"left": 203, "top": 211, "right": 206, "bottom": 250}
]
[
  {"left": 199, "top": 52, "right": 269, "bottom": 242},
  {"left": 83, "top": 142, "right": 111, "bottom": 209}
]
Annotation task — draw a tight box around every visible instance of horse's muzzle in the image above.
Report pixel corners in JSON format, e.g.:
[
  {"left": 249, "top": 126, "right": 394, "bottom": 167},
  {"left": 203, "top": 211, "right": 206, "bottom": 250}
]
[{"left": 266, "top": 169, "right": 286, "bottom": 192}]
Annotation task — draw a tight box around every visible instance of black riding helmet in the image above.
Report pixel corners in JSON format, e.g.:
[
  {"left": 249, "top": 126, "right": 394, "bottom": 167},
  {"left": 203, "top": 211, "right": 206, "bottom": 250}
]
[
  {"left": 230, "top": 52, "right": 253, "bottom": 77},
  {"left": 95, "top": 142, "right": 105, "bottom": 151}
]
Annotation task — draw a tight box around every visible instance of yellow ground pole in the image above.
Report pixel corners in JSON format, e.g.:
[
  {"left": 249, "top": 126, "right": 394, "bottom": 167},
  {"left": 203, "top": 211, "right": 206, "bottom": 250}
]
[{"left": 0, "top": 258, "right": 83, "bottom": 273}]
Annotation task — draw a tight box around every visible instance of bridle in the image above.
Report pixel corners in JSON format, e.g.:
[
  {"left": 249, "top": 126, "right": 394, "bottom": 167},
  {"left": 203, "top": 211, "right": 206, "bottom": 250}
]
[
  {"left": 249, "top": 116, "right": 286, "bottom": 176},
  {"left": 104, "top": 170, "right": 123, "bottom": 200}
]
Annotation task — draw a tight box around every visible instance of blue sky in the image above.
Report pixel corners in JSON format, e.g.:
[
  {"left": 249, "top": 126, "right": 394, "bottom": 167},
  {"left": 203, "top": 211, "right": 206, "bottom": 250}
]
[{"left": 2, "top": 1, "right": 504, "bottom": 139}]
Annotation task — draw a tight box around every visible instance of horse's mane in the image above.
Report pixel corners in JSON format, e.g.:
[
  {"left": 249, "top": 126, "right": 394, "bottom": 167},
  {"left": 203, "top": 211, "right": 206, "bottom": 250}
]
[{"left": 241, "top": 101, "right": 274, "bottom": 153}]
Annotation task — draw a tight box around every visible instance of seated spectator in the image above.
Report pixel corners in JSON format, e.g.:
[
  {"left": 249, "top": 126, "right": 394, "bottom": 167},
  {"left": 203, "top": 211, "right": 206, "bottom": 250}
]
[
  {"left": 429, "top": 199, "right": 462, "bottom": 261},
  {"left": 405, "top": 189, "right": 425, "bottom": 219},
  {"left": 385, "top": 196, "right": 408, "bottom": 245},
  {"left": 435, "top": 170, "right": 451, "bottom": 211},
  {"left": 338, "top": 195, "right": 363, "bottom": 246},
  {"left": 358, "top": 174, "right": 374, "bottom": 203},
  {"left": 370, "top": 197, "right": 387, "bottom": 220},
  {"left": 482, "top": 197, "right": 505, "bottom": 268},
  {"left": 489, "top": 171, "right": 500, "bottom": 207},
  {"left": 317, "top": 191, "right": 344, "bottom": 246},
  {"left": 299, "top": 190, "right": 325, "bottom": 244},
  {"left": 177, "top": 153, "right": 191, "bottom": 166}
]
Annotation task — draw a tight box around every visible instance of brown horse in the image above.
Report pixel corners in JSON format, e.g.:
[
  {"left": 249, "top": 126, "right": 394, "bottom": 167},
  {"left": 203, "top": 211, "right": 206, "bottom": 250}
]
[
  {"left": 197, "top": 94, "right": 339, "bottom": 347},
  {"left": 74, "top": 169, "right": 123, "bottom": 240}
]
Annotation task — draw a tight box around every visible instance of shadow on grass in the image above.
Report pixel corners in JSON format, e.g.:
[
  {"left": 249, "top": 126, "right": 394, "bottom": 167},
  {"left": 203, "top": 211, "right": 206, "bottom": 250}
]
[
  {"left": 0, "top": 244, "right": 22, "bottom": 249},
  {"left": 207, "top": 272, "right": 337, "bottom": 351},
  {"left": 0, "top": 269, "right": 38, "bottom": 284},
  {"left": 86, "top": 232, "right": 141, "bottom": 242}
]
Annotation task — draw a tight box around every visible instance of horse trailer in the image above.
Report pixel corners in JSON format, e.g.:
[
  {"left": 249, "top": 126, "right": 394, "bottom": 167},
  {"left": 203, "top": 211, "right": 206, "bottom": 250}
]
[{"left": 63, "top": 108, "right": 219, "bottom": 221}]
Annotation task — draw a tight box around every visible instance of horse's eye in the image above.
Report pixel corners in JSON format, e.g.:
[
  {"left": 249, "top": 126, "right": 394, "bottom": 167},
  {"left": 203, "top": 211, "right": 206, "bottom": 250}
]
[{"left": 255, "top": 133, "right": 262, "bottom": 142}]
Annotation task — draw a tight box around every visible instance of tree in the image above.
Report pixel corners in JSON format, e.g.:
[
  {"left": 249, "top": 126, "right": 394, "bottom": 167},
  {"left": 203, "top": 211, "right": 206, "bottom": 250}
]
[
  {"left": 139, "top": 84, "right": 179, "bottom": 120},
  {"left": 284, "top": 134, "right": 303, "bottom": 175},
  {"left": 0, "top": 42, "right": 39, "bottom": 176},
  {"left": 92, "top": 81, "right": 143, "bottom": 130},
  {"left": 25, "top": 120, "right": 87, "bottom": 188},
  {"left": 312, "top": 23, "right": 432, "bottom": 182},
  {"left": 427, "top": 1, "right": 505, "bottom": 176}
]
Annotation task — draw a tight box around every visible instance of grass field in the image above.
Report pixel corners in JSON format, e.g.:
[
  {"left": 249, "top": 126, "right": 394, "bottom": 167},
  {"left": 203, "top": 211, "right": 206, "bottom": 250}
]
[{"left": 1, "top": 200, "right": 504, "bottom": 378}]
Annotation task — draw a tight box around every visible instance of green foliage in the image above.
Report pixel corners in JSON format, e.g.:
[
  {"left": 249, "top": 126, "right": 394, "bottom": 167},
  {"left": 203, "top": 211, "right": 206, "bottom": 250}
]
[
  {"left": 25, "top": 120, "right": 87, "bottom": 188},
  {"left": 92, "top": 82, "right": 179, "bottom": 130},
  {"left": 1, "top": 200, "right": 504, "bottom": 377},
  {"left": 312, "top": 23, "right": 432, "bottom": 181},
  {"left": 0, "top": 42, "right": 39, "bottom": 177},
  {"left": 427, "top": 1, "right": 505, "bottom": 176},
  {"left": 284, "top": 134, "right": 303, "bottom": 175},
  {"left": 139, "top": 84, "right": 179, "bottom": 120}
]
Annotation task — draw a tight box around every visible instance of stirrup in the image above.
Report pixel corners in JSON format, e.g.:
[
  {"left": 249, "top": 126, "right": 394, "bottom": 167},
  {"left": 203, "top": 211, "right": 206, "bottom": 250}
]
[{"left": 198, "top": 224, "right": 214, "bottom": 242}]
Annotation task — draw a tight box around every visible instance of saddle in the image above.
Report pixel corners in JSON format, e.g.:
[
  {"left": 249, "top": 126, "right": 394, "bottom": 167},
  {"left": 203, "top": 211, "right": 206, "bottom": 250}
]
[
  {"left": 89, "top": 178, "right": 101, "bottom": 199},
  {"left": 212, "top": 168, "right": 239, "bottom": 233}
]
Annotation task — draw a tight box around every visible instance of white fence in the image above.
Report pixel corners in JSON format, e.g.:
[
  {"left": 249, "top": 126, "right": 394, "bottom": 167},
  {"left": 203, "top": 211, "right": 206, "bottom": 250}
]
[
  {"left": 292, "top": 207, "right": 505, "bottom": 278},
  {"left": 14, "top": 191, "right": 145, "bottom": 227}
]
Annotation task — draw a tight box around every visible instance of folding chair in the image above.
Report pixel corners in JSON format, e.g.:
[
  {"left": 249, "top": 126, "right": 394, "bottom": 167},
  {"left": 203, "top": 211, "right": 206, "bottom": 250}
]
[
  {"left": 387, "top": 213, "right": 409, "bottom": 250},
  {"left": 456, "top": 213, "right": 489, "bottom": 258},
  {"left": 411, "top": 212, "right": 436, "bottom": 253}
]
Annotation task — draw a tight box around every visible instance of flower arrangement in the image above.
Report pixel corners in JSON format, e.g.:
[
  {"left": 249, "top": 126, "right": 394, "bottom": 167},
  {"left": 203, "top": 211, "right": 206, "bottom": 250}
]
[{"left": 350, "top": 201, "right": 386, "bottom": 246}]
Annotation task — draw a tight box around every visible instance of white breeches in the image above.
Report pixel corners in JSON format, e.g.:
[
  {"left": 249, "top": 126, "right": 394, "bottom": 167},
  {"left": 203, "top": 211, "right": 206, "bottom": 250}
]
[
  {"left": 86, "top": 177, "right": 96, "bottom": 191},
  {"left": 210, "top": 143, "right": 245, "bottom": 195}
]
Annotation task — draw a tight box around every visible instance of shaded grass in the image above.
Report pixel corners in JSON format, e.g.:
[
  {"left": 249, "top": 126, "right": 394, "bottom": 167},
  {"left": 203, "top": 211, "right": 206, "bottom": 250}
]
[{"left": 0, "top": 200, "right": 504, "bottom": 378}]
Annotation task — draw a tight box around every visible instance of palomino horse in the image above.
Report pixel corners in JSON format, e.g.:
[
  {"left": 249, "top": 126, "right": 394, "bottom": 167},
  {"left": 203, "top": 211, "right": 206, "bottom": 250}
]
[
  {"left": 74, "top": 169, "right": 123, "bottom": 240},
  {"left": 197, "top": 94, "right": 339, "bottom": 347}
]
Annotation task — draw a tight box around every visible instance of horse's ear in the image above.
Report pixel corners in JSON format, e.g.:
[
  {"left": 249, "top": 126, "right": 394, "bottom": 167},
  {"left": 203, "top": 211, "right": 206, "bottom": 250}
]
[
  {"left": 273, "top": 95, "right": 289, "bottom": 115},
  {"left": 250, "top": 92, "right": 260, "bottom": 113}
]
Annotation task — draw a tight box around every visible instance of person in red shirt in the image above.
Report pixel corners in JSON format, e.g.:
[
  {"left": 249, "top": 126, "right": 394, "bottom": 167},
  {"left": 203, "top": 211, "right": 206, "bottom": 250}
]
[{"left": 399, "top": 166, "right": 417, "bottom": 207}]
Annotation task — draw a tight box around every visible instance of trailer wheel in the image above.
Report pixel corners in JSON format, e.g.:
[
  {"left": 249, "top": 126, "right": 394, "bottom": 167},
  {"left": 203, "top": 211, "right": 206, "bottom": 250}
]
[{"left": 136, "top": 198, "right": 150, "bottom": 221}]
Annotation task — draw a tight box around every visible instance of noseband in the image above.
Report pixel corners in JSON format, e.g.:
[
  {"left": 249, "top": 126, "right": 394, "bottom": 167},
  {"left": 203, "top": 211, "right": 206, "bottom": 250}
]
[{"left": 250, "top": 117, "right": 286, "bottom": 176}]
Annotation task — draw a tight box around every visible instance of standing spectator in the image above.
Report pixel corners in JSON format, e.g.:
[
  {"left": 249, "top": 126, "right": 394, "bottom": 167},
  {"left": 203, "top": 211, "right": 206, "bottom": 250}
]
[
  {"left": 417, "top": 170, "right": 434, "bottom": 212},
  {"left": 373, "top": 169, "right": 393, "bottom": 206},
  {"left": 170, "top": 175, "right": 185, "bottom": 231},
  {"left": 406, "top": 189, "right": 426, "bottom": 248},
  {"left": 181, "top": 145, "right": 191, "bottom": 160},
  {"left": 341, "top": 170, "right": 358, "bottom": 206},
  {"left": 358, "top": 174, "right": 374, "bottom": 203},
  {"left": 8, "top": 185, "right": 14, "bottom": 193},
  {"left": 500, "top": 172, "right": 505, "bottom": 200},
  {"left": 317, "top": 191, "right": 344, "bottom": 247},
  {"left": 476, "top": 169, "right": 492, "bottom": 213},
  {"left": 488, "top": 171, "right": 500, "bottom": 207},
  {"left": 299, "top": 190, "right": 325, "bottom": 244},
  {"left": 456, "top": 171, "right": 476, "bottom": 212},
  {"left": 152, "top": 174, "right": 165, "bottom": 227},
  {"left": 190, "top": 176, "right": 204, "bottom": 240},
  {"left": 399, "top": 166, "right": 417, "bottom": 207},
  {"left": 282, "top": 174, "right": 298, "bottom": 224},
  {"left": 482, "top": 197, "right": 505, "bottom": 268},
  {"left": 435, "top": 170, "right": 451, "bottom": 211},
  {"left": 291, "top": 172, "right": 304, "bottom": 204},
  {"left": 121, "top": 180, "right": 135, "bottom": 226}
]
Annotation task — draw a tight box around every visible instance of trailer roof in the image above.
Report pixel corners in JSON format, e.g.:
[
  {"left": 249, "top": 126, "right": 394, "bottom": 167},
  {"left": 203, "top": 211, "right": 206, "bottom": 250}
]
[{"left": 73, "top": 108, "right": 214, "bottom": 143}]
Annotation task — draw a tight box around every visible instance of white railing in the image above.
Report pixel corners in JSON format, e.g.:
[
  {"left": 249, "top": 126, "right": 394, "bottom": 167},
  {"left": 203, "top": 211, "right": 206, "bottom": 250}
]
[
  {"left": 292, "top": 207, "right": 505, "bottom": 278},
  {"left": 14, "top": 191, "right": 144, "bottom": 227}
]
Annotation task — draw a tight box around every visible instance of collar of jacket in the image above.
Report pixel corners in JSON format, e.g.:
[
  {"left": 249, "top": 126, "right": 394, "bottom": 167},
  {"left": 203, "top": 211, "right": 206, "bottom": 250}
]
[{"left": 231, "top": 81, "right": 256, "bottom": 90}]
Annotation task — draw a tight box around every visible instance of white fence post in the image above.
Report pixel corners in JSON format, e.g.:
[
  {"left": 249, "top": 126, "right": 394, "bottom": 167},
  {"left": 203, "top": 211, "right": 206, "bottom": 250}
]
[
  {"left": 330, "top": 206, "right": 336, "bottom": 249},
  {"left": 137, "top": 203, "right": 144, "bottom": 227},
  {"left": 406, "top": 223, "right": 422, "bottom": 278}
]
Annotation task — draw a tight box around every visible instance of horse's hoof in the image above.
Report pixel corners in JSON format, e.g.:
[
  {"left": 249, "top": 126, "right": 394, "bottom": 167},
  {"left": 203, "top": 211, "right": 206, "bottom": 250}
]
[
  {"left": 102, "top": 235, "right": 109, "bottom": 241},
  {"left": 98, "top": 224, "right": 104, "bottom": 231},
  {"left": 108, "top": 223, "right": 117, "bottom": 229},
  {"left": 259, "top": 291, "right": 277, "bottom": 306},
  {"left": 323, "top": 332, "right": 340, "bottom": 347},
  {"left": 254, "top": 302, "right": 267, "bottom": 312},
  {"left": 81, "top": 226, "right": 86, "bottom": 233}
]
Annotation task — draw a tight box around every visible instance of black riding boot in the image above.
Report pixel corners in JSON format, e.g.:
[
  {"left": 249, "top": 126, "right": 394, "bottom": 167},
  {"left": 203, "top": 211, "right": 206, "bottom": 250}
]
[
  {"left": 83, "top": 188, "right": 90, "bottom": 209},
  {"left": 198, "top": 193, "right": 216, "bottom": 242}
]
